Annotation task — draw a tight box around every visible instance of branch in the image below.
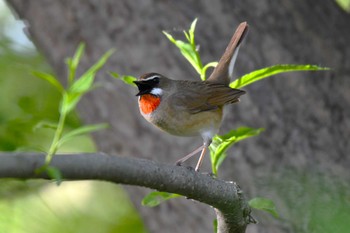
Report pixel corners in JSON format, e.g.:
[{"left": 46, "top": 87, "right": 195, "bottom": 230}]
[{"left": 0, "top": 152, "right": 252, "bottom": 233}]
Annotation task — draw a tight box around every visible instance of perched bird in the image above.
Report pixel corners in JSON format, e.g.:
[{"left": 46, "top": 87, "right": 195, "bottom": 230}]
[{"left": 134, "top": 22, "right": 248, "bottom": 171}]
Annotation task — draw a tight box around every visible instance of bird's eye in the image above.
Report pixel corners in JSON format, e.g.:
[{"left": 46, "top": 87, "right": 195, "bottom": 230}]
[{"left": 152, "top": 77, "right": 160, "bottom": 84}]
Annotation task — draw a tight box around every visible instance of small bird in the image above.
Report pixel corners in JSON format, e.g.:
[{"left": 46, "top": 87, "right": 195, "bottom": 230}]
[{"left": 134, "top": 22, "right": 248, "bottom": 171}]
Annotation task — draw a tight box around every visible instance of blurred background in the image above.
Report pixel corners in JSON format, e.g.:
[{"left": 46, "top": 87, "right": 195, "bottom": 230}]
[
  {"left": 1, "top": 0, "right": 350, "bottom": 233},
  {"left": 0, "top": 1, "right": 146, "bottom": 232}
]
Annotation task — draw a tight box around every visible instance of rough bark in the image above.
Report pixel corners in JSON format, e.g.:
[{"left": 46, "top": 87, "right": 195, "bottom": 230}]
[{"left": 5, "top": 0, "right": 350, "bottom": 233}]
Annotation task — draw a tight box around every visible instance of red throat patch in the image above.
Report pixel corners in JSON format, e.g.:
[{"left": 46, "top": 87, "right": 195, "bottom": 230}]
[{"left": 139, "top": 94, "right": 161, "bottom": 114}]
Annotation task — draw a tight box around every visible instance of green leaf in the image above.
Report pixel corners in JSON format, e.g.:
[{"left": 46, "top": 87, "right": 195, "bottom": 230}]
[
  {"left": 188, "top": 18, "right": 198, "bottom": 45},
  {"left": 68, "top": 49, "right": 114, "bottom": 94},
  {"left": 69, "top": 73, "right": 94, "bottom": 94},
  {"left": 119, "top": 76, "right": 137, "bottom": 86},
  {"left": 249, "top": 197, "right": 279, "bottom": 218},
  {"left": 162, "top": 19, "right": 205, "bottom": 77},
  {"left": 210, "top": 127, "right": 264, "bottom": 175},
  {"left": 230, "top": 64, "right": 330, "bottom": 89},
  {"left": 142, "top": 191, "right": 181, "bottom": 207},
  {"left": 66, "top": 42, "right": 85, "bottom": 85},
  {"left": 32, "top": 71, "right": 64, "bottom": 94},
  {"left": 183, "top": 31, "right": 191, "bottom": 43},
  {"left": 46, "top": 166, "right": 63, "bottom": 185},
  {"left": 162, "top": 30, "right": 177, "bottom": 44},
  {"left": 57, "top": 123, "right": 108, "bottom": 147},
  {"left": 62, "top": 49, "right": 114, "bottom": 114},
  {"left": 201, "top": 61, "right": 218, "bottom": 80},
  {"left": 59, "top": 92, "right": 80, "bottom": 114},
  {"left": 336, "top": 0, "right": 350, "bottom": 13},
  {"left": 178, "top": 41, "right": 202, "bottom": 74},
  {"left": 80, "top": 49, "right": 115, "bottom": 83},
  {"left": 163, "top": 31, "right": 202, "bottom": 75},
  {"left": 110, "top": 72, "right": 137, "bottom": 87}
]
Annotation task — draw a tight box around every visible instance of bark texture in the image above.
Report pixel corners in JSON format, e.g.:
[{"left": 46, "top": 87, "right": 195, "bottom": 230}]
[{"left": 6, "top": 0, "right": 350, "bottom": 232}]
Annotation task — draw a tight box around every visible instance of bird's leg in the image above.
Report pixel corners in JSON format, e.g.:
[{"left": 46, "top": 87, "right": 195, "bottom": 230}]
[
  {"left": 175, "top": 144, "right": 204, "bottom": 166},
  {"left": 195, "top": 139, "right": 212, "bottom": 172},
  {"left": 195, "top": 145, "right": 208, "bottom": 172}
]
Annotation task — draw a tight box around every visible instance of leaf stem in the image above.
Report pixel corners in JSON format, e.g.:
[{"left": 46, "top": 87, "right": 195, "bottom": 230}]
[{"left": 45, "top": 111, "right": 67, "bottom": 165}]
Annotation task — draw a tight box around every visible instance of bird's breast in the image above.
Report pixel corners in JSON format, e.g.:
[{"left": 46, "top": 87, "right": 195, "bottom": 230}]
[{"left": 139, "top": 94, "right": 161, "bottom": 115}]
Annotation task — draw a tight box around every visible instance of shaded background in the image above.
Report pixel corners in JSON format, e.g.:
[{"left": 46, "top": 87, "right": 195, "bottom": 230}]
[
  {"left": 0, "top": 1, "right": 146, "bottom": 232},
  {"left": 1, "top": 0, "right": 350, "bottom": 233}
]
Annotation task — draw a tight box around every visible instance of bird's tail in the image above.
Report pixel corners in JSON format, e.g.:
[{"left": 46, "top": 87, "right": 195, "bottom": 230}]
[{"left": 207, "top": 22, "right": 249, "bottom": 85}]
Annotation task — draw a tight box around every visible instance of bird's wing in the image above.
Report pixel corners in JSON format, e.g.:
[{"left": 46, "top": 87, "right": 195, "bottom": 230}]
[
  {"left": 205, "top": 83, "right": 246, "bottom": 106},
  {"left": 169, "top": 81, "right": 246, "bottom": 114}
]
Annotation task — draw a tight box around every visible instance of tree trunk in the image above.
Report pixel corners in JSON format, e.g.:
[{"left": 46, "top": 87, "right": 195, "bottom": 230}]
[{"left": 6, "top": 0, "right": 350, "bottom": 232}]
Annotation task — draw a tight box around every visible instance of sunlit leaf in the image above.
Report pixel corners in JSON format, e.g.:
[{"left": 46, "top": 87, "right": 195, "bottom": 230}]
[
  {"left": 120, "top": 76, "right": 137, "bottom": 86},
  {"left": 175, "top": 41, "right": 202, "bottom": 74},
  {"left": 183, "top": 31, "right": 191, "bottom": 43},
  {"left": 162, "top": 30, "right": 176, "bottom": 44},
  {"left": 163, "top": 31, "right": 200, "bottom": 74},
  {"left": 142, "top": 191, "right": 181, "bottom": 207},
  {"left": 201, "top": 61, "right": 218, "bottom": 80},
  {"left": 60, "top": 50, "right": 114, "bottom": 114},
  {"left": 32, "top": 71, "right": 64, "bottom": 94},
  {"left": 57, "top": 123, "right": 108, "bottom": 147},
  {"left": 80, "top": 49, "right": 115, "bottom": 80},
  {"left": 110, "top": 72, "right": 137, "bottom": 87},
  {"left": 66, "top": 42, "right": 85, "bottom": 85},
  {"left": 59, "top": 92, "right": 81, "bottom": 114},
  {"left": 210, "top": 127, "right": 264, "bottom": 175},
  {"left": 249, "top": 197, "right": 279, "bottom": 218},
  {"left": 335, "top": 0, "right": 350, "bottom": 13},
  {"left": 230, "top": 64, "right": 330, "bottom": 89},
  {"left": 188, "top": 18, "right": 198, "bottom": 45},
  {"left": 69, "top": 49, "right": 114, "bottom": 94},
  {"left": 69, "top": 73, "right": 94, "bottom": 94},
  {"left": 163, "top": 29, "right": 202, "bottom": 75}
]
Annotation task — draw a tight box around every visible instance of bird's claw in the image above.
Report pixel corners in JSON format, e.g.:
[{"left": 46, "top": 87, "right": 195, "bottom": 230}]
[
  {"left": 186, "top": 166, "right": 195, "bottom": 171},
  {"left": 201, "top": 172, "right": 216, "bottom": 178},
  {"left": 175, "top": 161, "right": 183, "bottom": 166}
]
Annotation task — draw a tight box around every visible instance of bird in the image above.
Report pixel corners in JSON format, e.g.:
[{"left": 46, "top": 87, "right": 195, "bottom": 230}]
[{"left": 134, "top": 22, "right": 249, "bottom": 171}]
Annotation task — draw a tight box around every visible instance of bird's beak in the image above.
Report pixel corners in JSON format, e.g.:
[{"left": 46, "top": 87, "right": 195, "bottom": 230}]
[{"left": 133, "top": 80, "right": 152, "bottom": 96}]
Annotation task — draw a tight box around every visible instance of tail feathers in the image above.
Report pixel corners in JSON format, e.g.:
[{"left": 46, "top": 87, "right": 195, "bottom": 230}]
[{"left": 207, "top": 22, "right": 249, "bottom": 85}]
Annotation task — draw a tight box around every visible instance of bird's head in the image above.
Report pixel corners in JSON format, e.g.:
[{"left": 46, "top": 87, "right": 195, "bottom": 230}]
[{"left": 134, "top": 73, "right": 169, "bottom": 97}]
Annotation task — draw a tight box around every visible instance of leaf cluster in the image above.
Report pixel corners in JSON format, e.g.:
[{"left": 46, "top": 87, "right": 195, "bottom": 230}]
[{"left": 33, "top": 43, "right": 113, "bottom": 180}]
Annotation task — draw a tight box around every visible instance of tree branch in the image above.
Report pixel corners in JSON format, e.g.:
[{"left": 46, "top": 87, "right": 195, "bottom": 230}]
[{"left": 0, "top": 152, "right": 252, "bottom": 233}]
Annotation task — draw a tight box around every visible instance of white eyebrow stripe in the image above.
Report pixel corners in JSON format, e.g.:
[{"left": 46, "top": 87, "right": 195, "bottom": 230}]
[
  {"left": 142, "top": 75, "right": 160, "bottom": 81},
  {"left": 150, "top": 88, "right": 163, "bottom": 96}
]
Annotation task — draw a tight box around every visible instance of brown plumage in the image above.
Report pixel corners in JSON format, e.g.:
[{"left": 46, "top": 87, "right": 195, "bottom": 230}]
[
  {"left": 134, "top": 22, "right": 249, "bottom": 171},
  {"left": 167, "top": 80, "right": 245, "bottom": 114},
  {"left": 207, "top": 21, "right": 248, "bottom": 85}
]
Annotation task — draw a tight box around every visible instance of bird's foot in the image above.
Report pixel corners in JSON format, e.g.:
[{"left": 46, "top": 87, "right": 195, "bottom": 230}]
[
  {"left": 200, "top": 172, "right": 216, "bottom": 178},
  {"left": 174, "top": 162, "right": 197, "bottom": 172},
  {"left": 186, "top": 166, "right": 195, "bottom": 172},
  {"left": 175, "top": 160, "right": 183, "bottom": 166}
]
